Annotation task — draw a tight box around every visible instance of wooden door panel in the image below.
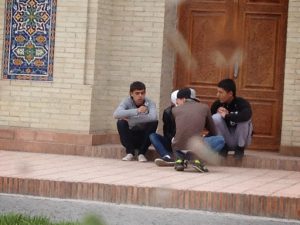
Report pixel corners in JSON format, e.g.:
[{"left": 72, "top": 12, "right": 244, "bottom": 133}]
[
  {"left": 250, "top": 100, "right": 280, "bottom": 150},
  {"left": 251, "top": 101, "right": 274, "bottom": 136},
  {"left": 243, "top": 100, "right": 282, "bottom": 150},
  {"left": 189, "top": 11, "right": 226, "bottom": 86},
  {"left": 237, "top": 1, "right": 287, "bottom": 150},
  {"left": 246, "top": 0, "right": 283, "bottom": 4},
  {"left": 176, "top": 0, "right": 233, "bottom": 98},
  {"left": 242, "top": 13, "right": 280, "bottom": 90},
  {"left": 243, "top": 0, "right": 289, "bottom": 12},
  {"left": 176, "top": 0, "right": 288, "bottom": 151},
  {"left": 246, "top": 0, "right": 281, "bottom": 3}
]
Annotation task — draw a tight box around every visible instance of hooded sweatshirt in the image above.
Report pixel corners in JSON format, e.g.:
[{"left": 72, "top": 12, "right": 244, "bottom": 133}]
[{"left": 172, "top": 100, "right": 216, "bottom": 151}]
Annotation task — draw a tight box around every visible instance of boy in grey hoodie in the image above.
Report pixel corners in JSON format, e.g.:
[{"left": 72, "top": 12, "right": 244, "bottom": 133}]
[{"left": 113, "top": 81, "right": 158, "bottom": 162}]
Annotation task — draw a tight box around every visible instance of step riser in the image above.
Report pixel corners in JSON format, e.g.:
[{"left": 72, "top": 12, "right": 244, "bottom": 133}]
[
  {"left": 0, "top": 177, "right": 299, "bottom": 220},
  {"left": 0, "top": 128, "right": 120, "bottom": 146},
  {"left": 221, "top": 156, "right": 300, "bottom": 172},
  {"left": 1, "top": 144, "right": 300, "bottom": 172}
]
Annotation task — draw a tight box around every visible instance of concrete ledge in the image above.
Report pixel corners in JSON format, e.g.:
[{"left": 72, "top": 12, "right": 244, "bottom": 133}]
[
  {"left": 0, "top": 127, "right": 120, "bottom": 146},
  {"left": 0, "top": 127, "right": 299, "bottom": 172},
  {"left": 280, "top": 146, "right": 300, "bottom": 157},
  {"left": 0, "top": 127, "right": 120, "bottom": 156},
  {"left": 0, "top": 151, "right": 299, "bottom": 220},
  {"left": 2, "top": 194, "right": 299, "bottom": 225},
  {"left": 220, "top": 151, "right": 300, "bottom": 172},
  {"left": 1, "top": 142, "right": 300, "bottom": 171},
  {"left": 0, "top": 176, "right": 299, "bottom": 220}
]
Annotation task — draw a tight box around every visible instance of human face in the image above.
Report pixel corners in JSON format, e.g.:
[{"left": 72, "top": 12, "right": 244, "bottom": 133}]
[
  {"left": 176, "top": 98, "right": 185, "bottom": 106},
  {"left": 216, "top": 87, "right": 233, "bottom": 103},
  {"left": 130, "top": 89, "right": 146, "bottom": 106}
]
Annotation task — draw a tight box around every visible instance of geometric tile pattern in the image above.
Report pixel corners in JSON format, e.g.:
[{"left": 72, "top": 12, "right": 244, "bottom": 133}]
[{"left": 2, "top": 0, "right": 57, "bottom": 81}]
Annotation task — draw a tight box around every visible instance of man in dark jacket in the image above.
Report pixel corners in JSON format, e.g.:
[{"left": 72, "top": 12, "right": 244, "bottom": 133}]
[
  {"left": 211, "top": 78, "right": 253, "bottom": 159},
  {"left": 149, "top": 90, "right": 178, "bottom": 166}
]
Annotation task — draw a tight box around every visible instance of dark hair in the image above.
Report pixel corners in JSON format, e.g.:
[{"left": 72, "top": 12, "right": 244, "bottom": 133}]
[
  {"left": 129, "top": 81, "right": 146, "bottom": 92},
  {"left": 177, "top": 87, "right": 200, "bottom": 102},
  {"left": 218, "top": 79, "right": 236, "bottom": 97},
  {"left": 177, "top": 88, "right": 191, "bottom": 99}
]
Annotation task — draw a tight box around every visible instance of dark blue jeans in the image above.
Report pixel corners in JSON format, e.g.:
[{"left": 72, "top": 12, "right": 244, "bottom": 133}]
[
  {"left": 175, "top": 135, "right": 225, "bottom": 160},
  {"left": 117, "top": 120, "right": 158, "bottom": 155},
  {"left": 150, "top": 133, "right": 224, "bottom": 160},
  {"left": 203, "top": 135, "right": 225, "bottom": 152},
  {"left": 149, "top": 133, "right": 172, "bottom": 158}
]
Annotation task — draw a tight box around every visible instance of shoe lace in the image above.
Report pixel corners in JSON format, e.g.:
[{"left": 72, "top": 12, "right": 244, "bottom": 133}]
[
  {"left": 175, "top": 159, "right": 183, "bottom": 164},
  {"left": 194, "top": 159, "right": 201, "bottom": 164},
  {"left": 183, "top": 160, "right": 188, "bottom": 168}
]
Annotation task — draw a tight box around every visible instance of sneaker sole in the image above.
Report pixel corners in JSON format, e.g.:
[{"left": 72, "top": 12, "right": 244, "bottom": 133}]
[
  {"left": 155, "top": 158, "right": 175, "bottom": 167},
  {"left": 174, "top": 167, "right": 184, "bottom": 171},
  {"left": 122, "top": 158, "right": 134, "bottom": 161},
  {"left": 192, "top": 165, "right": 208, "bottom": 173},
  {"left": 138, "top": 159, "right": 148, "bottom": 162},
  {"left": 122, "top": 156, "right": 134, "bottom": 161}
]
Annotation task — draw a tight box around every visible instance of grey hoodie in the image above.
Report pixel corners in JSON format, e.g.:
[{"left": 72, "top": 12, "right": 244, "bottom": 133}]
[{"left": 113, "top": 96, "right": 157, "bottom": 129}]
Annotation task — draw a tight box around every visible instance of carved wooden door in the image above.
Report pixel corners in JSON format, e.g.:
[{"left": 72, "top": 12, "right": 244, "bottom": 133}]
[{"left": 175, "top": 0, "right": 288, "bottom": 151}]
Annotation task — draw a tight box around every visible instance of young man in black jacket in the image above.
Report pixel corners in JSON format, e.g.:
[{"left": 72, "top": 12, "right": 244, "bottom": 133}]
[
  {"left": 211, "top": 79, "right": 253, "bottom": 159},
  {"left": 149, "top": 90, "right": 178, "bottom": 166}
]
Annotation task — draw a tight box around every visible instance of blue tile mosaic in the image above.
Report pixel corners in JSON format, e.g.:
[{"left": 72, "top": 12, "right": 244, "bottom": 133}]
[{"left": 3, "top": 0, "right": 57, "bottom": 81}]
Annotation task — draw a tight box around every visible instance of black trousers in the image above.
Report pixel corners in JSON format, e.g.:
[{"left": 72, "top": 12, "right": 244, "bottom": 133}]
[{"left": 117, "top": 120, "right": 158, "bottom": 155}]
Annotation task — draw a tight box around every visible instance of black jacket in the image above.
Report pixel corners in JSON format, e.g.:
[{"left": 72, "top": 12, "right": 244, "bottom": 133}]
[
  {"left": 211, "top": 97, "right": 252, "bottom": 127},
  {"left": 162, "top": 105, "right": 176, "bottom": 142}
]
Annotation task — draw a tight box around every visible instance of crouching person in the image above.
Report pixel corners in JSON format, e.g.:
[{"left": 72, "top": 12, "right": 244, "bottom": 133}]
[
  {"left": 113, "top": 81, "right": 158, "bottom": 162},
  {"left": 149, "top": 90, "right": 178, "bottom": 166},
  {"left": 172, "top": 88, "right": 224, "bottom": 172},
  {"left": 211, "top": 78, "right": 253, "bottom": 159}
]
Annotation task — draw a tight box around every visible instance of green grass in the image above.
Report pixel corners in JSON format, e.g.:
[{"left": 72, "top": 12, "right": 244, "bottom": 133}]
[{"left": 0, "top": 214, "right": 106, "bottom": 225}]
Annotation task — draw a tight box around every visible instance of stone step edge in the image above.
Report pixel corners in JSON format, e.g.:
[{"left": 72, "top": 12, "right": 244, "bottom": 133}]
[
  {"left": 0, "top": 140, "right": 299, "bottom": 172},
  {"left": 94, "top": 145, "right": 300, "bottom": 172},
  {"left": 0, "top": 176, "right": 299, "bottom": 220}
]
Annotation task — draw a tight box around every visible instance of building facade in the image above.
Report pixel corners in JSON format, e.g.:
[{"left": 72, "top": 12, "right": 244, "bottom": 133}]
[{"left": 0, "top": 0, "right": 299, "bottom": 154}]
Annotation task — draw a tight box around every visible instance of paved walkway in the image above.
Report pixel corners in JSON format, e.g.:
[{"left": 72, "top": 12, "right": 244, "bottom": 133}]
[{"left": 0, "top": 150, "right": 299, "bottom": 219}]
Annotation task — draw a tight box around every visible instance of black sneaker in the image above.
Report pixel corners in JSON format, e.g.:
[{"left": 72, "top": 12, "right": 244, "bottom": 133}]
[
  {"left": 162, "top": 155, "right": 173, "bottom": 162},
  {"left": 234, "top": 146, "right": 245, "bottom": 159},
  {"left": 219, "top": 144, "right": 228, "bottom": 157},
  {"left": 155, "top": 158, "right": 174, "bottom": 167},
  {"left": 174, "top": 159, "right": 185, "bottom": 171},
  {"left": 192, "top": 160, "right": 209, "bottom": 172}
]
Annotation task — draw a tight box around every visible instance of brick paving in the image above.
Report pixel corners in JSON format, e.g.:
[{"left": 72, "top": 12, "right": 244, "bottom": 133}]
[{"left": 0, "top": 150, "right": 299, "bottom": 219}]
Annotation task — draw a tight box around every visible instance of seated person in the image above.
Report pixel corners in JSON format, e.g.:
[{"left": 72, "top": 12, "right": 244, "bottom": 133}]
[
  {"left": 172, "top": 88, "right": 225, "bottom": 172},
  {"left": 149, "top": 90, "right": 178, "bottom": 166},
  {"left": 211, "top": 78, "right": 253, "bottom": 159},
  {"left": 113, "top": 81, "right": 158, "bottom": 162}
]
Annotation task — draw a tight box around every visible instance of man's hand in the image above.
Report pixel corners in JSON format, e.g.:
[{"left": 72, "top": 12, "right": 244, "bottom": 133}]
[
  {"left": 217, "top": 107, "right": 228, "bottom": 118},
  {"left": 138, "top": 105, "right": 148, "bottom": 114}
]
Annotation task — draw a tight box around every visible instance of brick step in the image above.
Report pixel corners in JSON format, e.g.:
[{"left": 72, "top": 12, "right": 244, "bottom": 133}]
[
  {"left": 0, "top": 151, "right": 299, "bottom": 220},
  {"left": 1, "top": 139, "right": 300, "bottom": 171},
  {"left": 0, "top": 127, "right": 299, "bottom": 171},
  {"left": 93, "top": 145, "right": 300, "bottom": 172}
]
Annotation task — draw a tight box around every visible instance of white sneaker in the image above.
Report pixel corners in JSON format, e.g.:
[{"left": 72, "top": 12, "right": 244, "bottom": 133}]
[
  {"left": 138, "top": 154, "right": 147, "bottom": 162},
  {"left": 122, "top": 153, "right": 134, "bottom": 161}
]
